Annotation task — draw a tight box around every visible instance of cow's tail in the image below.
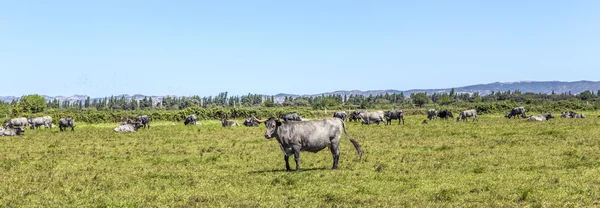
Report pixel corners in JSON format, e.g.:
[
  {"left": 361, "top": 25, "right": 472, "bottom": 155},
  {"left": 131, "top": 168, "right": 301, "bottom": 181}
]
[{"left": 341, "top": 119, "right": 363, "bottom": 159}]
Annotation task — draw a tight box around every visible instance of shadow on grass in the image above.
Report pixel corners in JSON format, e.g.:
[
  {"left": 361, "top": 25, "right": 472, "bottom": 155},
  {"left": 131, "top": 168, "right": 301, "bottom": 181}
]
[{"left": 248, "top": 167, "right": 328, "bottom": 174}]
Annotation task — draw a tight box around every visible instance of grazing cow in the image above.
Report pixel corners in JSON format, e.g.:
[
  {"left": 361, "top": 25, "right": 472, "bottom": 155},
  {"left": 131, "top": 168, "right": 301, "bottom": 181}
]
[
  {"left": 58, "top": 117, "right": 75, "bottom": 132},
  {"left": 333, "top": 111, "right": 347, "bottom": 121},
  {"left": 427, "top": 109, "right": 438, "bottom": 120},
  {"left": 384, "top": 110, "right": 405, "bottom": 125},
  {"left": 359, "top": 111, "right": 386, "bottom": 125},
  {"left": 135, "top": 115, "right": 151, "bottom": 129},
  {"left": 221, "top": 118, "right": 239, "bottom": 127},
  {"left": 348, "top": 110, "right": 365, "bottom": 122},
  {"left": 28, "top": 116, "right": 53, "bottom": 129},
  {"left": 263, "top": 117, "right": 362, "bottom": 171},
  {"left": 0, "top": 127, "right": 25, "bottom": 136},
  {"left": 437, "top": 110, "right": 453, "bottom": 119},
  {"left": 5, "top": 117, "right": 29, "bottom": 129},
  {"left": 114, "top": 122, "right": 144, "bottom": 132},
  {"left": 243, "top": 116, "right": 265, "bottom": 127},
  {"left": 456, "top": 109, "right": 478, "bottom": 122},
  {"left": 279, "top": 113, "right": 302, "bottom": 122},
  {"left": 505, "top": 107, "right": 527, "bottom": 119},
  {"left": 529, "top": 114, "right": 555, "bottom": 121},
  {"left": 184, "top": 114, "right": 198, "bottom": 125}
]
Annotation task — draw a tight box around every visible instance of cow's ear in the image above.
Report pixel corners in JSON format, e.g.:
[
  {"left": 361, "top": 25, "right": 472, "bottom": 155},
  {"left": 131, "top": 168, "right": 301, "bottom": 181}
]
[{"left": 276, "top": 120, "right": 282, "bottom": 126}]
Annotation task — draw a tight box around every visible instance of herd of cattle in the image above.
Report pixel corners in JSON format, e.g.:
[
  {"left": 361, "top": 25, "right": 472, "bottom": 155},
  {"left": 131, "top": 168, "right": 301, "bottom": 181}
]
[{"left": 0, "top": 107, "right": 595, "bottom": 170}]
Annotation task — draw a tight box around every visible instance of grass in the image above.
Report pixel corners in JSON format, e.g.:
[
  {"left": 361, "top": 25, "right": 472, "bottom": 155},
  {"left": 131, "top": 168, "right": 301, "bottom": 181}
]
[{"left": 1, "top": 113, "right": 600, "bottom": 207}]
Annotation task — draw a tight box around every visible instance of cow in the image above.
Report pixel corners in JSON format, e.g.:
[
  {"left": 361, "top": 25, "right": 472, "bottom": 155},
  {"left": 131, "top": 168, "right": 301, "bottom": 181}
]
[
  {"left": 58, "top": 117, "right": 75, "bottom": 132},
  {"left": 384, "top": 110, "right": 405, "bottom": 125},
  {"left": 184, "top": 114, "right": 198, "bottom": 125},
  {"left": 437, "top": 110, "right": 453, "bottom": 119},
  {"left": 561, "top": 111, "right": 584, "bottom": 118},
  {"left": 333, "top": 111, "right": 347, "bottom": 121},
  {"left": 5, "top": 117, "right": 28, "bottom": 129},
  {"left": 427, "top": 109, "right": 438, "bottom": 120},
  {"left": 456, "top": 109, "right": 478, "bottom": 122},
  {"left": 243, "top": 116, "right": 265, "bottom": 127},
  {"left": 348, "top": 110, "right": 365, "bottom": 122},
  {"left": 279, "top": 113, "right": 302, "bottom": 122},
  {"left": 359, "top": 111, "right": 386, "bottom": 125},
  {"left": 114, "top": 122, "right": 144, "bottom": 132},
  {"left": 28, "top": 116, "right": 53, "bottom": 129},
  {"left": 263, "top": 117, "right": 362, "bottom": 171},
  {"left": 505, "top": 107, "right": 527, "bottom": 119},
  {"left": 135, "top": 115, "right": 151, "bottom": 129},
  {"left": 221, "top": 118, "right": 239, "bottom": 127},
  {"left": 0, "top": 127, "right": 25, "bottom": 136},
  {"left": 529, "top": 113, "right": 555, "bottom": 121}
]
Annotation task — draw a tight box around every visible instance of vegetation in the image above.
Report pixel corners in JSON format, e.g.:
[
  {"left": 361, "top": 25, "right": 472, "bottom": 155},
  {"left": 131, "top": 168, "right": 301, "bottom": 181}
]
[{"left": 1, "top": 114, "right": 599, "bottom": 206}]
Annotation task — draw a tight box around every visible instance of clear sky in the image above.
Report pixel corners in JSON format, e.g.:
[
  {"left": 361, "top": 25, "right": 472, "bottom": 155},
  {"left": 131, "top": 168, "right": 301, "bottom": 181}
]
[{"left": 1, "top": 1, "right": 598, "bottom": 97}]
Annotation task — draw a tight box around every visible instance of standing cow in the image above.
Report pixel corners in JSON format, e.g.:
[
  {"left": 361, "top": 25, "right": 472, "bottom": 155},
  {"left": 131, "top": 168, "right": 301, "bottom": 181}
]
[
  {"left": 58, "top": 117, "right": 75, "bottom": 132},
  {"left": 28, "top": 116, "right": 53, "bottom": 129},
  {"left": 359, "top": 111, "right": 386, "bottom": 125},
  {"left": 384, "top": 110, "right": 405, "bottom": 125},
  {"left": 263, "top": 117, "right": 362, "bottom": 171},
  {"left": 456, "top": 109, "right": 478, "bottom": 122},
  {"left": 184, "top": 114, "right": 198, "bottom": 125},
  {"left": 4, "top": 117, "right": 29, "bottom": 129},
  {"left": 427, "top": 109, "right": 438, "bottom": 120},
  {"left": 437, "top": 110, "right": 453, "bottom": 119},
  {"left": 135, "top": 115, "right": 151, "bottom": 129},
  {"left": 333, "top": 111, "right": 347, "bottom": 121},
  {"left": 348, "top": 110, "right": 365, "bottom": 122},
  {"left": 505, "top": 107, "right": 527, "bottom": 119}
]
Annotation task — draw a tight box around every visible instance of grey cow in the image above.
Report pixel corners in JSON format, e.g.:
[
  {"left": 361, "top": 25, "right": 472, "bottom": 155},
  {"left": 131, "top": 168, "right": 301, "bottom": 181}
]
[
  {"left": 221, "top": 118, "right": 239, "bottom": 127},
  {"left": 529, "top": 113, "right": 555, "bottom": 121},
  {"left": 561, "top": 111, "right": 585, "bottom": 118},
  {"left": 0, "top": 127, "right": 25, "bottom": 136},
  {"left": 359, "top": 111, "right": 386, "bottom": 125},
  {"left": 333, "top": 111, "right": 347, "bottom": 121},
  {"left": 456, "top": 109, "right": 478, "bottom": 122},
  {"left": 5, "top": 117, "right": 29, "bottom": 129},
  {"left": 384, "top": 110, "right": 405, "bottom": 125},
  {"left": 427, "top": 109, "right": 438, "bottom": 120},
  {"left": 184, "top": 114, "right": 198, "bottom": 125},
  {"left": 135, "top": 115, "right": 151, "bottom": 129},
  {"left": 114, "top": 122, "right": 144, "bottom": 132},
  {"left": 263, "top": 117, "right": 362, "bottom": 171},
  {"left": 505, "top": 107, "right": 527, "bottom": 119},
  {"left": 58, "top": 117, "right": 75, "bottom": 132},
  {"left": 28, "top": 116, "right": 53, "bottom": 129}
]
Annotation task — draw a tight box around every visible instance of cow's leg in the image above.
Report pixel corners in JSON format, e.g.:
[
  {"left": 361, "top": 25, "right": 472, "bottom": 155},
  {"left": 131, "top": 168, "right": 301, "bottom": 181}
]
[
  {"left": 330, "top": 142, "right": 340, "bottom": 170},
  {"left": 284, "top": 155, "right": 291, "bottom": 171},
  {"left": 293, "top": 148, "right": 301, "bottom": 171},
  {"left": 71, "top": 126, "right": 75, "bottom": 132}
]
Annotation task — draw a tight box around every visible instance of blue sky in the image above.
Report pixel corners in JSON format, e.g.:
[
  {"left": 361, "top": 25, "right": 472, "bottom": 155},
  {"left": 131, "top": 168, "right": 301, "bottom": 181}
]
[{"left": 1, "top": 1, "right": 598, "bottom": 97}]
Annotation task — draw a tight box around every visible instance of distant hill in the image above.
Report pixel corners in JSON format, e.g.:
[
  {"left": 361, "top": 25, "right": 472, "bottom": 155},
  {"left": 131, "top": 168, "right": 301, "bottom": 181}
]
[{"left": 2, "top": 80, "right": 599, "bottom": 104}]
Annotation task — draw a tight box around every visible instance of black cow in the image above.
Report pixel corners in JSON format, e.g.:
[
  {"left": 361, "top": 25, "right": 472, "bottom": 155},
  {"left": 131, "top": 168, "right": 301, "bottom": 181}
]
[
  {"left": 333, "top": 111, "right": 347, "bottom": 121},
  {"left": 279, "top": 113, "right": 302, "bottom": 122},
  {"left": 135, "top": 115, "right": 151, "bottom": 129},
  {"left": 384, "top": 110, "right": 405, "bottom": 125},
  {"left": 437, "top": 110, "right": 453, "bottom": 119},
  {"left": 58, "top": 117, "right": 75, "bottom": 132}
]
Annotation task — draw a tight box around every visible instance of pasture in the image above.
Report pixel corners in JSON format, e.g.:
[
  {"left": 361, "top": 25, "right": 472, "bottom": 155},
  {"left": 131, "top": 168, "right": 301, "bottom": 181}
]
[{"left": 1, "top": 114, "right": 600, "bottom": 207}]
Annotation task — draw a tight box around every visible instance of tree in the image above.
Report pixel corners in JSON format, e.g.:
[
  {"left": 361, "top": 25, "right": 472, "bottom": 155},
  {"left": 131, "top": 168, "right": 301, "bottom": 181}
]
[
  {"left": 411, "top": 92, "right": 430, "bottom": 108},
  {"left": 437, "top": 94, "right": 452, "bottom": 105},
  {"left": 578, "top": 90, "right": 593, "bottom": 100},
  {"left": 17, "top": 94, "right": 46, "bottom": 113}
]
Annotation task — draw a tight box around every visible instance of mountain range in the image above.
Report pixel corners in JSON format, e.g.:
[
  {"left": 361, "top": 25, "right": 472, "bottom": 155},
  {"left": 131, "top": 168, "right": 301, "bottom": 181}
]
[{"left": 2, "top": 81, "right": 599, "bottom": 104}]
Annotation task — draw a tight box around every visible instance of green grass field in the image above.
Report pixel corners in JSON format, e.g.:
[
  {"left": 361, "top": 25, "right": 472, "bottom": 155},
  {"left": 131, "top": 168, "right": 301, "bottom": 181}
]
[{"left": 1, "top": 114, "right": 600, "bottom": 207}]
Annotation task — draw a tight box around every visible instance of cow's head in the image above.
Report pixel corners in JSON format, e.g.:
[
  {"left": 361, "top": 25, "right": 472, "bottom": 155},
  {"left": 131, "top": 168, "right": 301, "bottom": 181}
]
[
  {"left": 545, "top": 113, "right": 555, "bottom": 120},
  {"left": 15, "top": 127, "right": 25, "bottom": 135},
  {"left": 133, "top": 122, "right": 144, "bottom": 130},
  {"left": 264, "top": 117, "right": 281, "bottom": 139}
]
